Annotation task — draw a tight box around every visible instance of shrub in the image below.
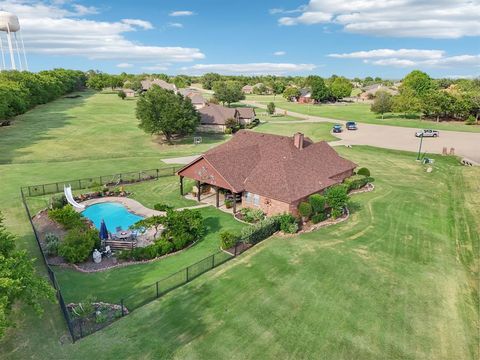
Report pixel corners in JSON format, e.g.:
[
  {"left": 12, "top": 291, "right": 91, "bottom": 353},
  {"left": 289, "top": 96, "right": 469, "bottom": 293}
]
[
  {"left": 117, "top": 90, "right": 126, "bottom": 100},
  {"left": 325, "top": 185, "right": 349, "bottom": 215},
  {"left": 48, "top": 205, "right": 85, "bottom": 230},
  {"left": 267, "top": 102, "right": 275, "bottom": 115},
  {"left": 162, "top": 209, "right": 205, "bottom": 248},
  {"left": 58, "top": 228, "right": 98, "bottom": 263},
  {"left": 298, "top": 202, "right": 312, "bottom": 219},
  {"left": 241, "top": 217, "right": 279, "bottom": 244},
  {"left": 357, "top": 167, "right": 371, "bottom": 177},
  {"left": 308, "top": 194, "right": 326, "bottom": 215},
  {"left": 331, "top": 208, "right": 343, "bottom": 219},
  {"left": 345, "top": 176, "right": 374, "bottom": 191},
  {"left": 44, "top": 233, "right": 59, "bottom": 256},
  {"left": 220, "top": 231, "right": 239, "bottom": 249},
  {"left": 156, "top": 239, "right": 174, "bottom": 255},
  {"left": 224, "top": 127, "right": 232, "bottom": 134},
  {"left": 239, "top": 208, "right": 264, "bottom": 223},
  {"left": 154, "top": 203, "right": 174, "bottom": 211},
  {"left": 312, "top": 213, "right": 327, "bottom": 224},
  {"left": 50, "top": 194, "right": 67, "bottom": 210},
  {"left": 225, "top": 199, "right": 233, "bottom": 208},
  {"left": 275, "top": 213, "right": 298, "bottom": 233},
  {"left": 465, "top": 115, "right": 476, "bottom": 125}
]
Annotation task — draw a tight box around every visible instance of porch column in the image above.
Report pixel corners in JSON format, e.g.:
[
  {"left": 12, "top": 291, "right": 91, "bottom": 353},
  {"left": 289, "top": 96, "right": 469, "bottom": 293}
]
[
  {"left": 215, "top": 186, "right": 220, "bottom": 208},
  {"left": 196, "top": 180, "right": 201, "bottom": 202},
  {"left": 179, "top": 176, "right": 184, "bottom": 196},
  {"left": 232, "top": 192, "right": 237, "bottom": 213}
]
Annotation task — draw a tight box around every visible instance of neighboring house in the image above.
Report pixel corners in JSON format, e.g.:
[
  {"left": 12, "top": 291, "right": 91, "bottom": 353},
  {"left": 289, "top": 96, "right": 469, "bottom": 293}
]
[
  {"left": 359, "top": 84, "right": 398, "bottom": 100},
  {"left": 242, "top": 85, "right": 254, "bottom": 94},
  {"left": 123, "top": 89, "right": 135, "bottom": 98},
  {"left": 141, "top": 79, "right": 177, "bottom": 93},
  {"left": 297, "top": 88, "right": 313, "bottom": 103},
  {"left": 198, "top": 103, "right": 239, "bottom": 133},
  {"left": 237, "top": 107, "right": 256, "bottom": 125},
  {"left": 179, "top": 88, "right": 207, "bottom": 109},
  {"left": 177, "top": 130, "right": 357, "bottom": 216}
]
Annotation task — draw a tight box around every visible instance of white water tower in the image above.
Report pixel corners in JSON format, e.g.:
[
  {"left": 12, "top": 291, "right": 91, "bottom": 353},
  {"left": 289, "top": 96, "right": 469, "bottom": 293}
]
[{"left": 0, "top": 11, "right": 28, "bottom": 71}]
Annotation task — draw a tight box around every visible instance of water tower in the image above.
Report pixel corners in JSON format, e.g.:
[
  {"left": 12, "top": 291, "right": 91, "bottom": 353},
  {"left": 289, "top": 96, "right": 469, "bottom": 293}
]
[{"left": 0, "top": 11, "right": 28, "bottom": 71}]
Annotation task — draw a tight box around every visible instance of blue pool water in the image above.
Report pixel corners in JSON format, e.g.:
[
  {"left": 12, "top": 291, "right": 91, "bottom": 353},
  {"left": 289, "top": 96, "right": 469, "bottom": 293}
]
[{"left": 82, "top": 202, "right": 144, "bottom": 233}]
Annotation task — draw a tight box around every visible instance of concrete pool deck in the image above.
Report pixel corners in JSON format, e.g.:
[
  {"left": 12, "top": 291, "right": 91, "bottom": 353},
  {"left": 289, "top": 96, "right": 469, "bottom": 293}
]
[{"left": 78, "top": 197, "right": 165, "bottom": 217}]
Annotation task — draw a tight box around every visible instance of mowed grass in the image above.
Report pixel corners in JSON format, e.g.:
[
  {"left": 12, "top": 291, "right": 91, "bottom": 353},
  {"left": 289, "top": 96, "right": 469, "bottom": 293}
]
[
  {"left": 61, "top": 147, "right": 478, "bottom": 360},
  {"left": 0, "top": 92, "right": 478, "bottom": 359},
  {"left": 246, "top": 94, "right": 480, "bottom": 133}
]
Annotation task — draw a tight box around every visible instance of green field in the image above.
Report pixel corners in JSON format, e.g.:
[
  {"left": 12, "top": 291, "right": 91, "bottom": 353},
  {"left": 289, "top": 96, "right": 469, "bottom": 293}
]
[
  {"left": 0, "top": 92, "right": 478, "bottom": 359},
  {"left": 246, "top": 95, "right": 480, "bottom": 133}
]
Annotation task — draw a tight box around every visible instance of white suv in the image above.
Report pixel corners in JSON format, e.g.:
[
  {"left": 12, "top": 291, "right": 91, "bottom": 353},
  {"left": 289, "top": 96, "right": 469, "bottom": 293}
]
[{"left": 415, "top": 129, "right": 439, "bottom": 138}]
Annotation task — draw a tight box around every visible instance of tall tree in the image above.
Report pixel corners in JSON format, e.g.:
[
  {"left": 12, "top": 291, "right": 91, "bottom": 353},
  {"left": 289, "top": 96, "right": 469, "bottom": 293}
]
[
  {"left": 137, "top": 86, "right": 200, "bottom": 142},
  {"left": 212, "top": 81, "right": 245, "bottom": 106},
  {"left": 283, "top": 86, "right": 301, "bottom": 101},
  {"left": 306, "top": 76, "right": 331, "bottom": 102},
  {"left": 402, "top": 70, "right": 434, "bottom": 97},
  {"left": 393, "top": 88, "right": 422, "bottom": 117},
  {"left": 0, "top": 213, "right": 55, "bottom": 338},
  {"left": 371, "top": 91, "right": 393, "bottom": 119},
  {"left": 330, "top": 77, "right": 353, "bottom": 100},
  {"left": 201, "top": 73, "right": 222, "bottom": 90},
  {"left": 421, "top": 90, "right": 453, "bottom": 122}
]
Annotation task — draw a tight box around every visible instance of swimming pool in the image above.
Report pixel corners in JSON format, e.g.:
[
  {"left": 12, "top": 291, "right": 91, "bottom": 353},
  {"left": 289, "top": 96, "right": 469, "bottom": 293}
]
[{"left": 82, "top": 202, "right": 144, "bottom": 233}]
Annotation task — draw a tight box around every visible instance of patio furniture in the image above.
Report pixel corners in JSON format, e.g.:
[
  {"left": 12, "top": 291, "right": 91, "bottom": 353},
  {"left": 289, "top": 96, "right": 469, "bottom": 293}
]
[
  {"left": 116, "top": 229, "right": 132, "bottom": 241},
  {"left": 102, "top": 245, "right": 112, "bottom": 258},
  {"left": 92, "top": 249, "right": 102, "bottom": 263}
]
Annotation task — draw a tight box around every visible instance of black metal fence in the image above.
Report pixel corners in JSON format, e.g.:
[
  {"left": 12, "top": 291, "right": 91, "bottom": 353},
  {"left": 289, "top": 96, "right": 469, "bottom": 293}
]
[
  {"left": 20, "top": 168, "right": 273, "bottom": 342},
  {"left": 21, "top": 167, "right": 178, "bottom": 197}
]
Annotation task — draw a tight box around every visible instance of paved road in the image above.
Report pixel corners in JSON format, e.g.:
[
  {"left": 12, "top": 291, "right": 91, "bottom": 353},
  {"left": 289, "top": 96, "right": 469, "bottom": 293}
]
[{"left": 244, "top": 100, "right": 480, "bottom": 163}]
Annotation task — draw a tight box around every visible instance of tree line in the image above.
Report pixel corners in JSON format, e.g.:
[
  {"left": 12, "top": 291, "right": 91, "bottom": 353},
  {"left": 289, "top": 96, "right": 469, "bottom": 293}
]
[
  {"left": 0, "top": 69, "right": 86, "bottom": 121},
  {"left": 371, "top": 71, "right": 480, "bottom": 123}
]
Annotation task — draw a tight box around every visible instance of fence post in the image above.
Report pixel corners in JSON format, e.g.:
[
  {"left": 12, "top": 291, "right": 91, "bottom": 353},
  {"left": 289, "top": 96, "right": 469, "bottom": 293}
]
[
  {"left": 78, "top": 179, "right": 82, "bottom": 189},
  {"left": 156, "top": 282, "right": 159, "bottom": 298},
  {"left": 186, "top": 267, "right": 189, "bottom": 283},
  {"left": 56, "top": 182, "right": 59, "bottom": 193},
  {"left": 42, "top": 184, "right": 46, "bottom": 195},
  {"left": 79, "top": 319, "right": 83, "bottom": 338},
  {"left": 121, "top": 299, "right": 125, "bottom": 316},
  {"left": 234, "top": 242, "right": 238, "bottom": 257},
  {"left": 100, "top": 176, "right": 103, "bottom": 185},
  {"left": 156, "top": 169, "right": 159, "bottom": 179},
  {"left": 211, "top": 254, "right": 215, "bottom": 268}
]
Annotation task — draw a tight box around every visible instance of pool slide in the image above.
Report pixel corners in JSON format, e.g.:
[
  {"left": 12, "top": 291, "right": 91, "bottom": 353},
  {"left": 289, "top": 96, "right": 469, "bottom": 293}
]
[{"left": 64, "top": 185, "right": 85, "bottom": 210}]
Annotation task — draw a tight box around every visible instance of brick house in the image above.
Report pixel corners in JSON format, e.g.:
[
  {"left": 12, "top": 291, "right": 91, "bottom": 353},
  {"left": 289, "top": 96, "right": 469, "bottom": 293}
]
[
  {"left": 197, "top": 103, "right": 239, "bottom": 132},
  {"left": 237, "top": 107, "right": 256, "bottom": 125},
  {"left": 177, "top": 130, "right": 357, "bottom": 216}
]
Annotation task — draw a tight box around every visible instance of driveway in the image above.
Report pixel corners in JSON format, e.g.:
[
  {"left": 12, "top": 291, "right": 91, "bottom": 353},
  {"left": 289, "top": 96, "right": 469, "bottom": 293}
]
[{"left": 244, "top": 100, "right": 480, "bottom": 163}]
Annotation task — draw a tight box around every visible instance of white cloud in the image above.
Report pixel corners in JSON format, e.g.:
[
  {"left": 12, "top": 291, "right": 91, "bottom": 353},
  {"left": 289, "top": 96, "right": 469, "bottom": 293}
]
[
  {"left": 121, "top": 19, "right": 154, "bottom": 30},
  {"left": 181, "top": 63, "right": 316, "bottom": 75},
  {"left": 2, "top": 1, "right": 204, "bottom": 63},
  {"left": 329, "top": 49, "right": 445, "bottom": 60},
  {"left": 72, "top": 4, "right": 98, "bottom": 16},
  {"left": 168, "top": 22, "right": 183, "bottom": 28},
  {"left": 273, "top": 51, "right": 286, "bottom": 56},
  {"left": 141, "top": 64, "right": 170, "bottom": 72},
  {"left": 276, "top": 0, "right": 480, "bottom": 38},
  {"left": 330, "top": 48, "right": 480, "bottom": 68},
  {"left": 117, "top": 63, "right": 133, "bottom": 68},
  {"left": 169, "top": 10, "right": 195, "bottom": 17}
]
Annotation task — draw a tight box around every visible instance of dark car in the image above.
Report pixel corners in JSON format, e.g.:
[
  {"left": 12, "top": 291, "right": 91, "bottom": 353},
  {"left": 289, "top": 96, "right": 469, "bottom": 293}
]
[
  {"left": 332, "top": 124, "right": 343, "bottom": 133},
  {"left": 346, "top": 121, "right": 357, "bottom": 130}
]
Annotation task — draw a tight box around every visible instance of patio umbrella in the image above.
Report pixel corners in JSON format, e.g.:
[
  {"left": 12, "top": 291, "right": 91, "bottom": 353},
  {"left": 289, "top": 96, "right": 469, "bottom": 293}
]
[{"left": 99, "top": 219, "right": 109, "bottom": 240}]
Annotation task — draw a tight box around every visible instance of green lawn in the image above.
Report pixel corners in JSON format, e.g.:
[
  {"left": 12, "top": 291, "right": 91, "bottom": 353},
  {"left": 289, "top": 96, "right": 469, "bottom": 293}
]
[
  {"left": 246, "top": 95, "right": 480, "bottom": 133},
  {"left": 0, "top": 91, "right": 478, "bottom": 359}
]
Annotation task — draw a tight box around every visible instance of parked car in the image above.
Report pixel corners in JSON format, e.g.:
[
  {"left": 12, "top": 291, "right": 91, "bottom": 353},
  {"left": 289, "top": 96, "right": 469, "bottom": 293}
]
[
  {"left": 346, "top": 121, "right": 357, "bottom": 130},
  {"left": 332, "top": 124, "right": 343, "bottom": 133},
  {"left": 415, "top": 129, "right": 439, "bottom": 138}
]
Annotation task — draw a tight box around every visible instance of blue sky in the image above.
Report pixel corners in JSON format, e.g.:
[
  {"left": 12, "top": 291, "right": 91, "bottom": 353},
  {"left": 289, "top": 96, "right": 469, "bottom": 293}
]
[{"left": 1, "top": 0, "right": 479, "bottom": 78}]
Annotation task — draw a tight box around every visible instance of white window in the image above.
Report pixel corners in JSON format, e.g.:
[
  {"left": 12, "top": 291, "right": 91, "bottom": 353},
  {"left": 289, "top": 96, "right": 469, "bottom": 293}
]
[
  {"left": 253, "top": 194, "right": 260, "bottom": 206},
  {"left": 245, "top": 192, "right": 252, "bottom": 203}
]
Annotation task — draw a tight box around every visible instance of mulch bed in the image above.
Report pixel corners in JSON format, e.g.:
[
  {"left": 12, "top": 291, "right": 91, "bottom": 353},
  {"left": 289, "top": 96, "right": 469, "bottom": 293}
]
[{"left": 33, "top": 210, "right": 67, "bottom": 265}]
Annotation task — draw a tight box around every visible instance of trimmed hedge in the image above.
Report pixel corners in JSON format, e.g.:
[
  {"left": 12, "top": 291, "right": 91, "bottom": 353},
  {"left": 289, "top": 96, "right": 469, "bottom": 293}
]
[
  {"left": 345, "top": 176, "right": 374, "bottom": 191},
  {"left": 220, "top": 231, "right": 239, "bottom": 249}
]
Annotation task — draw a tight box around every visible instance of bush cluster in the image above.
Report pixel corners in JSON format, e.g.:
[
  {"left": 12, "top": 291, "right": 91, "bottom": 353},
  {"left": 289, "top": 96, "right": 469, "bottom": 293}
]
[
  {"left": 219, "top": 231, "right": 239, "bottom": 249},
  {"left": 50, "top": 194, "right": 67, "bottom": 210},
  {"left": 241, "top": 217, "right": 280, "bottom": 244},
  {"left": 48, "top": 205, "right": 85, "bottom": 229},
  {"left": 239, "top": 208, "right": 265, "bottom": 223},
  {"left": 153, "top": 203, "right": 174, "bottom": 211},
  {"left": 44, "top": 233, "right": 59, "bottom": 256},
  {"left": 117, "top": 239, "right": 174, "bottom": 261},
  {"left": 274, "top": 213, "right": 298, "bottom": 234},
  {"left": 344, "top": 176, "right": 374, "bottom": 191},
  {"left": 58, "top": 228, "right": 99, "bottom": 263},
  {"left": 0, "top": 69, "right": 86, "bottom": 121},
  {"left": 324, "top": 185, "right": 349, "bottom": 219}
]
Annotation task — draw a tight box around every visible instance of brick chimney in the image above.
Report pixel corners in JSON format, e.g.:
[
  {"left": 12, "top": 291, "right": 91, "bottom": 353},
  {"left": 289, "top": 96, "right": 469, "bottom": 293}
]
[{"left": 293, "top": 132, "right": 304, "bottom": 150}]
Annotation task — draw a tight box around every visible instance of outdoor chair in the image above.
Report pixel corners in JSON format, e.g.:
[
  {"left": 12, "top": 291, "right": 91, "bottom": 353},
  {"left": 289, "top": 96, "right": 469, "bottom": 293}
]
[
  {"left": 116, "top": 226, "right": 122, "bottom": 232},
  {"left": 102, "top": 245, "right": 112, "bottom": 258}
]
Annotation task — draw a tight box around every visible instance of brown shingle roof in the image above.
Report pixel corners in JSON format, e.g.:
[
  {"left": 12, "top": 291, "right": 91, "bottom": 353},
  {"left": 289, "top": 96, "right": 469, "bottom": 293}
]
[
  {"left": 179, "top": 130, "right": 357, "bottom": 203},
  {"left": 198, "top": 104, "right": 237, "bottom": 125},
  {"left": 141, "top": 79, "right": 176, "bottom": 91},
  {"left": 236, "top": 107, "right": 255, "bottom": 119}
]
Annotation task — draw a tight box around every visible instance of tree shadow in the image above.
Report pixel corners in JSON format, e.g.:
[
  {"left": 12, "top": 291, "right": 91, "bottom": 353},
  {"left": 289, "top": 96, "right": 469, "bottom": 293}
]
[{"left": 0, "top": 91, "right": 93, "bottom": 165}]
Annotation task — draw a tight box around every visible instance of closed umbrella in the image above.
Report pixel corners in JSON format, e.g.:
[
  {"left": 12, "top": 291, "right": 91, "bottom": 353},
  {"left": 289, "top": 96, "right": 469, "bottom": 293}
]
[{"left": 99, "top": 219, "right": 109, "bottom": 240}]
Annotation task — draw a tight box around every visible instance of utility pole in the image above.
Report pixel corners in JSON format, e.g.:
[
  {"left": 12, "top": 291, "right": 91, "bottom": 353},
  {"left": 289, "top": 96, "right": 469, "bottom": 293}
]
[{"left": 416, "top": 133, "right": 424, "bottom": 161}]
